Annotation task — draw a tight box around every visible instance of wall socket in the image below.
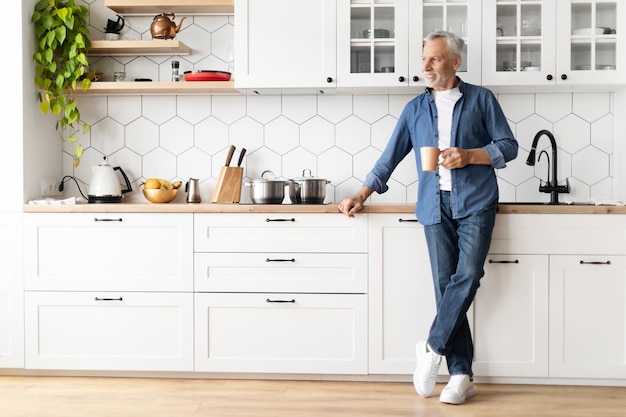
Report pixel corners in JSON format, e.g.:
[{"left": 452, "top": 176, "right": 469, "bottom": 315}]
[{"left": 41, "top": 180, "right": 61, "bottom": 196}]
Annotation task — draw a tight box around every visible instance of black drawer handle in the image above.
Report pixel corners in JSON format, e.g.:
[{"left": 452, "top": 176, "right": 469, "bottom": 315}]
[
  {"left": 266, "top": 258, "right": 295, "bottom": 262},
  {"left": 94, "top": 297, "right": 123, "bottom": 301},
  {"left": 488, "top": 259, "right": 519, "bottom": 264},
  {"left": 266, "top": 298, "right": 295, "bottom": 303},
  {"left": 266, "top": 218, "right": 295, "bottom": 222},
  {"left": 94, "top": 218, "right": 123, "bottom": 222},
  {"left": 579, "top": 260, "right": 611, "bottom": 265},
  {"left": 398, "top": 218, "right": 418, "bottom": 222}
]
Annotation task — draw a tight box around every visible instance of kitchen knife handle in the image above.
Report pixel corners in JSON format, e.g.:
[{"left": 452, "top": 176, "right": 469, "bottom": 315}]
[
  {"left": 225, "top": 145, "right": 236, "bottom": 166},
  {"left": 237, "top": 148, "right": 247, "bottom": 167}
]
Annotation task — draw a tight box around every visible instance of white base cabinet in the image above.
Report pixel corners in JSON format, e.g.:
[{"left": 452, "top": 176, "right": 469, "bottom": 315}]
[
  {"left": 25, "top": 291, "right": 194, "bottom": 371},
  {"left": 22, "top": 213, "right": 194, "bottom": 372},
  {"left": 549, "top": 255, "right": 626, "bottom": 379},
  {"left": 194, "top": 292, "right": 367, "bottom": 374},
  {"left": 367, "top": 214, "right": 440, "bottom": 375},
  {"left": 194, "top": 212, "right": 368, "bottom": 374},
  {"left": 473, "top": 254, "right": 549, "bottom": 378},
  {"left": 0, "top": 212, "right": 23, "bottom": 368}
]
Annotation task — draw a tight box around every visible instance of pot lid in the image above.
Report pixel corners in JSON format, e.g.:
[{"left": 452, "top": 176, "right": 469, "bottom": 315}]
[
  {"left": 252, "top": 170, "right": 288, "bottom": 183},
  {"left": 293, "top": 168, "right": 328, "bottom": 181}
]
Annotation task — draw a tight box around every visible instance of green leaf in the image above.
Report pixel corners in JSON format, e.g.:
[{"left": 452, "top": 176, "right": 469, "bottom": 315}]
[
  {"left": 40, "top": 101, "right": 50, "bottom": 114},
  {"left": 51, "top": 102, "right": 62, "bottom": 115},
  {"left": 55, "top": 25, "right": 66, "bottom": 44}
]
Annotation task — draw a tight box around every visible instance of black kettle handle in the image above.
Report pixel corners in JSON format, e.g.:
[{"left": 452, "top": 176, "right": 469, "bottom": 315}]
[{"left": 113, "top": 166, "right": 133, "bottom": 194}]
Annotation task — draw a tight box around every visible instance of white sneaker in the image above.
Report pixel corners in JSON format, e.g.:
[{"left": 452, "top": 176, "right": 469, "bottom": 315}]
[
  {"left": 439, "top": 374, "right": 476, "bottom": 405},
  {"left": 413, "top": 340, "right": 442, "bottom": 398}
]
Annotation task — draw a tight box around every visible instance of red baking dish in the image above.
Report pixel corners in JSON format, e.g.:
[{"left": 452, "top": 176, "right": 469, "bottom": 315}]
[{"left": 184, "top": 70, "right": 231, "bottom": 81}]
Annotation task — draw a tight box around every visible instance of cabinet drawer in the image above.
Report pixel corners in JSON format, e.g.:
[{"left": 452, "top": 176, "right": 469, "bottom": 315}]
[
  {"left": 24, "top": 213, "right": 193, "bottom": 291},
  {"left": 194, "top": 213, "right": 367, "bottom": 253},
  {"left": 194, "top": 252, "right": 367, "bottom": 293},
  {"left": 194, "top": 292, "right": 367, "bottom": 374},
  {"left": 25, "top": 291, "right": 193, "bottom": 371}
]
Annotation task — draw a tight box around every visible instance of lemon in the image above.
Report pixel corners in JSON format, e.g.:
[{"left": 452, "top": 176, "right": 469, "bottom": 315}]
[{"left": 144, "top": 178, "right": 162, "bottom": 189}]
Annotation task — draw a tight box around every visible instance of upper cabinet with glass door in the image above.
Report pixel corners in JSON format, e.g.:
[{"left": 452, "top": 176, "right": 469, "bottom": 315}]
[
  {"left": 558, "top": 0, "right": 624, "bottom": 85},
  {"left": 337, "top": 0, "right": 411, "bottom": 91},
  {"left": 336, "top": 0, "right": 480, "bottom": 91},
  {"left": 420, "top": 0, "right": 482, "bottom": 85},
  {"left": 482, "top": 0, "right": 624, "bottom": 87}
]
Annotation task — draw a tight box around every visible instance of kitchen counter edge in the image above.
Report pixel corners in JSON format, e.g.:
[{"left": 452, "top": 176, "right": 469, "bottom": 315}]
[{"left": 21, "top": 203, "right": 626, "bottom": 214}]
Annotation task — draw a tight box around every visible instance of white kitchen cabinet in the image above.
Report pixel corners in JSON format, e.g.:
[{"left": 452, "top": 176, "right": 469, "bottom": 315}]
[
  {"left": 194, "top": 292, "right": 367, "bottom": 373},
  {"left": 367, "top": 214, "right": 440, "bottom": 374},
  {"left": 482, "top": 0, "right": 625, "bottom": 87},
  {"left": 336, "top": 0, "right": 481, "bottom": 91},
  {"left": 25, "top": 291, "right": 193, "bottom": 371},
  {"left": 549, "top": 255, "right": 626, "bottom": 379},
  {"left": 194, "top": 212, "right": 367, "bottom": 253},
  {"left": 194, "top": 212, "right": 368, "bottom": 374},
  {"left": 194, "top": 252, "right": 367, "bottom": 293},
  {"left": 24, "top": 213, "right": 193, "bottom": 292},
  {"left": 0, "top": 213, "right": 24, "bottom": 368},
  {"left": 22, "top": 213, "right": 194, "bottom": 372},
  {"left": 234, "top": 0, "right": 337, "bottom": 92},
  {"left": 472, "top": 254, "right": 549, "bottom": 378}
]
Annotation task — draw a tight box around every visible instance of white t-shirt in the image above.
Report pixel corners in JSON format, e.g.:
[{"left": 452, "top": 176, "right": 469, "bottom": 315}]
[{"left": 432, "top": 87, "right": 462, "bottom": 191}]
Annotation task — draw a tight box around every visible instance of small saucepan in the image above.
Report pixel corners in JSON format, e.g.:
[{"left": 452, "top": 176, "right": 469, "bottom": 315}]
[{"left": 288, "top": 169, "right": 331, "bottom": 204}]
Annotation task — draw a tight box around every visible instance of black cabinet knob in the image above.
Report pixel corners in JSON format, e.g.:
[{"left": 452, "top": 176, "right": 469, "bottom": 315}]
[
  {"left": 412, "top": 76, "right": 419, "bottom": 82},
  {"left": 398, "top": 76, "right": 405, "bottom": 82},
  {"left": 561, "top": 74, "right": 567, "bottom": 80},
  {"left": 326, "top": 77, "right": 333, "bottom": 83},
  {"left": 546, "top": 74, "right": 553, "bottom": 81}
]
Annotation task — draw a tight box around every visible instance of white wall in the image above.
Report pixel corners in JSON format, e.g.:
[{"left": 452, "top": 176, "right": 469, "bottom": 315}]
[{"left": 22, "top": 0, "right": 624, "bottom": 205}]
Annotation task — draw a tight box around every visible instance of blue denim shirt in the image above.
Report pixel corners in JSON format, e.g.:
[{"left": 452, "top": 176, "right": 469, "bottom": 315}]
[{"left": 364, "top": 78, "right": 518, "bottom": 225}]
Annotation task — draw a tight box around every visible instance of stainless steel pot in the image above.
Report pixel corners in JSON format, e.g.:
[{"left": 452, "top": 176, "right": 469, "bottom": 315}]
[
  {"left": 244, "top": 170, "right": 289, "bottom": 204},
  {"left": 288, "top": 169, "right": 331, "bottom": 204}
]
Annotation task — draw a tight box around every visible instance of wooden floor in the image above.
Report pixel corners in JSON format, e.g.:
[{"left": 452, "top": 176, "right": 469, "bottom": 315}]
[{"left": 1, "top": 376, "right": 625, "bottom": 417}]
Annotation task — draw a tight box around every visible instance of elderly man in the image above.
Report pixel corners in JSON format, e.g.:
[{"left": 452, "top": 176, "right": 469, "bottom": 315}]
[{"left": 338, "top": 31, "right": 518, "bottom": 405}]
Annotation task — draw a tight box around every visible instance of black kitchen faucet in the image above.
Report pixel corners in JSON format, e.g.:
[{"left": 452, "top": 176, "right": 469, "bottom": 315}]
[{"left": 526, "top": 129, "right": 570, "bottom": 204}]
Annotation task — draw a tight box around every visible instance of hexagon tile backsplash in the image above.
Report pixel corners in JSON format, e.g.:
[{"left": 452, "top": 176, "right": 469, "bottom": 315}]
[{"left": 61, "top": 1, "right": 615, "bottom": 205}]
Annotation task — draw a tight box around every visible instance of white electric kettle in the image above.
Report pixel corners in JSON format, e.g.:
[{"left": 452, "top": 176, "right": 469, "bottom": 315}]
[{"left": 88, "top": 156, "right": 133, "bottom": 203}]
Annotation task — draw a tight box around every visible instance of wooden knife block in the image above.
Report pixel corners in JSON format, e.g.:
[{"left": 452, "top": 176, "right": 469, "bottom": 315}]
[{"left": 211, "top": 166, "right": 243, "bottom": 203}]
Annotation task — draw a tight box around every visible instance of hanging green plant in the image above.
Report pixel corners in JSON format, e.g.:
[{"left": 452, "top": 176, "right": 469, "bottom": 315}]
[{"left": 32, "top": 0, "right": 92, "bottom": 167}]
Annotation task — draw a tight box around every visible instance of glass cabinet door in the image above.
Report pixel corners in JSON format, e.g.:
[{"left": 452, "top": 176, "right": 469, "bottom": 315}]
[
  {"left": 337, "top": 0, "right": 410, "bottom": 89},
  {"left": 557, "top": 0, "right": 623, "bottom": 84},
  {"left": 418, "top": 0, "right": 481, "bottom": 85},
  {"left": 482, "top": 0, "right": 557, "bottom": 86}
]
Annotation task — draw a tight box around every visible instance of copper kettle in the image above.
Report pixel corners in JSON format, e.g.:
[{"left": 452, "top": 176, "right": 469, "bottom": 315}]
[{"left": 150, "top": 13, "right": 186, "bottom": 40}]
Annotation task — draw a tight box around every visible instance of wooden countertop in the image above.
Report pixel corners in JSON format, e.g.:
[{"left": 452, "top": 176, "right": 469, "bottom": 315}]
[{"left": 22, "top": 203, "right": 626, "bottom": 214}]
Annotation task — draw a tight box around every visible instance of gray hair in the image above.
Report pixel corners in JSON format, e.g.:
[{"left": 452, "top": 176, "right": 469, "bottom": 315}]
[{"left": 425, "top": 31, "right": 465, "bottom": 59}]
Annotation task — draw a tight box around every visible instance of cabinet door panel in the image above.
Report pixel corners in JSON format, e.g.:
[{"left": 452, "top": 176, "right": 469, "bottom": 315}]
[
  {"left": 550, "top": 255, "right": 626, "bottom": 378},
  {"left": 25, "top": 292, "right": 194, "bottom": 371},
  {"left": 0, "top": 213, "right": 24, "bottom": 368},
  {"left": 194, "top": 252, "right": 367, "bottom": 293},
  {"left": 194, "top": 292, "right": 367, "bottom": 374},
  {"left": 473, "top": 254, "right": 549, "bottom": 377},
  {"left": 368, "top": 214, "right": 437, "bottom": 374},
  {"left": 234, "top": 0, "right": 336, "bottom": 90},
  {"left": 24, "top": 213, "right": 193, "bottom": 291},
  {"left": 194, "top": 213, "right": 367, "bottom": 253}
]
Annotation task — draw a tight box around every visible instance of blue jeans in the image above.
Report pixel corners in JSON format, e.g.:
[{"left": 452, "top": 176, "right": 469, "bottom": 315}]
[{"left": 423, "top": 191, "right": 497, "bottom": 377}]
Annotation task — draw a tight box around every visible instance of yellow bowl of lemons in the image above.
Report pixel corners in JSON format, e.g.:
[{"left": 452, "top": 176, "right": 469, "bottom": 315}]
[{"left": 141, "top": 178, "right": 182, "bottom": 203}]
